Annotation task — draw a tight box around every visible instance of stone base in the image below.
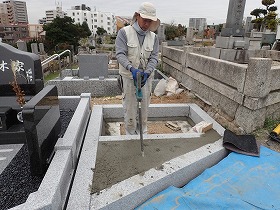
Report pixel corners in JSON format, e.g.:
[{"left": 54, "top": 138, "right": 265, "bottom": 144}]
[{"left": 215, "top": 36, "right": 249, "bottom": 50}]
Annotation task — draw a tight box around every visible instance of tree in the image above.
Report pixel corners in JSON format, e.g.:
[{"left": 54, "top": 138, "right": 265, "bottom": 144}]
[
  {"left": 164, "top": 22, "right": 186, "bottom": 40},
  {"left": 250, "top": 0, "right": 279, "bottom": 31},
  {"left": 43, "top": 16, "right": 92, "bottom": 52},
  {"left": 79, "top": 21, "right": 92, "bottom": 37},
  {"left": 96, "top": 27, "right": 107, "bottom": 36}
]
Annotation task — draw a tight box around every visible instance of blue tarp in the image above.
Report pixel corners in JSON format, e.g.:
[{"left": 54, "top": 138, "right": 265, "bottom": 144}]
[{"left": 136, "top": 146, "right": 280, "bottom": 210}]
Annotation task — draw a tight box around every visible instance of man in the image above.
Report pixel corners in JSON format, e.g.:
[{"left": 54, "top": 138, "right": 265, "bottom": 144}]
[{"left": 115, "top": 2, "right": 160, "bottom": 135}]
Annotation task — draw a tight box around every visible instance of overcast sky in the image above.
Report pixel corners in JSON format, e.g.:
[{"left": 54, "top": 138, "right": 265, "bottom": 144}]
[{"left": 26, "top": 0, "right": 279, "bottom": 25}]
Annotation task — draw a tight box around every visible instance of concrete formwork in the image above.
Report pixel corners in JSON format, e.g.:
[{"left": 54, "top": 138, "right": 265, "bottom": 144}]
[{"left": 67, "top": 104, "right": 227, "bottom": 210}]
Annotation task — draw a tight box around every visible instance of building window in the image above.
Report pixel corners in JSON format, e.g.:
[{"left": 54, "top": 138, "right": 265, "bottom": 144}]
[
  {"left": 94, "top": 25, "right": 97, "bottom": 28},
  {"left": 107, "top": 27, "right": 110, "bottom": 31},
  {"left": 107, "top": 17, "right": 110, "bottom": 20},
  {"left": 94, "top": 14, "right": 97, "bottom": 17},
  {"left": 101, "top": 14, "right": 103, "bottom": 17},
  {"left": 84, "top": 13, "right": 86, "bottom": 16},
  {"left": 101, "top": 20, "right": 103, "bottom": 23},
  {"left": 73, "top": 12, "right": 75, "bottom": 16},
  {"left": 107, "top": 22, "right": 110, "bottom": 25},
  {"left": 94, "top": 19, "right": 97, "bottom": 22}
]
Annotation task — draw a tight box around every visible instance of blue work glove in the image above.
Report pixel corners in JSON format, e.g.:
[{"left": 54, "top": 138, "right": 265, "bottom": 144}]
[
  {"left": 141, "top": 72, "right": 150, "bottom": 87},
  {"left": 130, "top": 67, "right": 141, "bottom": 82}
]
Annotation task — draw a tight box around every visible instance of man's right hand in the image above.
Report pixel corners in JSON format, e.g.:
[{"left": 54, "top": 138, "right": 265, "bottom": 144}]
[{"left": 130, "top": 67, "right": 141, "bottom": 82}]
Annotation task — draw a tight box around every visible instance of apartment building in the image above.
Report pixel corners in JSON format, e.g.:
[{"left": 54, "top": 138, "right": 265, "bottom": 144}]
[
  {"left": 0, "top": 23, "right": 28, "bottom": 44},
  {"left": 28, "top": 23, "right": 44, "bottom": 39},
  {"left": 0, "top": 3, "right": 10, "bottom": 24},
  {"left": 189, "top": 18, "right": 207, "bottom": 31},
  {"left": 38, "top": 17, "right": 46, "bottom": 25},
  {"left": 2, "top": 0, "right": 28, "bottom": 23},
  {"left": 0, "top": 0, "right": 28, "bottom": 43},
  {"left": 66, "top": 4, "right": 116, "bottom": 35},
  {"left": 45, "top": 3, "right": 66, "bottom": 24}
]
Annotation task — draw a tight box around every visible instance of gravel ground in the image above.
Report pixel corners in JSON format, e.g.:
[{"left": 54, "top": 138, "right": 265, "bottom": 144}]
[{"left": 0, "top": 110, "right": 74, "bottom": 210}]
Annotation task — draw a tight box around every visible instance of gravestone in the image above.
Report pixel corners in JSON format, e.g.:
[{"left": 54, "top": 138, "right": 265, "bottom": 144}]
[
  {"left": 244, "top": 16, "right": 254, "bottom": 35},
  {"left": 221, "top": 0, "right": 246, "bottom": 37},
  {"left": 0, "top": 43, "right": 61, "bottom": 175},
  {"left": 23, "top": 85, "right": 61, "bottom": 175},
  {"left": 16, "top": 39, "right": 27, "bottom": 52},
  {"left": 0, "top": 42, "right": 44, "bottom": 144},
  {"left": 216, "top": 0, "right": 249, "bottom": 50},
  {"left": 78, "top": 54, "right": 108, "bottom": 78},
  {"left": 186, "top": 27, "right": 195, "bottom": 42},
  {"left": 157, "top": 24, "right": 166, "bottom": 43},
  {"left": 31, "top": 43, "right": 39, "bottom": 54},
  {"left": 38, "top": 43, "right": 45, "bottom": 54}
]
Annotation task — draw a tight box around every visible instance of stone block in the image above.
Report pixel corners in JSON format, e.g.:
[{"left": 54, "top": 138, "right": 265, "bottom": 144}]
[
  {"left": 234, "top": 40, "right": 245, "bottom": 49},
  {"left": 215, "top": 36, "right": 230, "bottom": 49},
  {"left": 220, "top": 49, "right": 237, "bottom": 62},
  {"left": 244, "top": 58, "right": 272, "bottom": 98},
  {"left": 270, "top": 67, "right": 280, "bottom": 91},
  {"left": 192, "top": 47, "right": 210, "bottom": 56},
  {"left": 235, "top": 105, "right": 266, "bottom": 133},
  {"left": 162, "top": 47, "right": 183, "bottom": 64},
  {"left": 187, "top": 53, "right": 247, "bottom": 92},
  {"left": 209, "top": 47, "right": 221, "bottom": 59}
]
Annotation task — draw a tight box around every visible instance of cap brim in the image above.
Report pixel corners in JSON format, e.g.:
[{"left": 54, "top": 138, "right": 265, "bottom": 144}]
[{"left": 139, "top": 13, "right": 157, "bottom": 21}]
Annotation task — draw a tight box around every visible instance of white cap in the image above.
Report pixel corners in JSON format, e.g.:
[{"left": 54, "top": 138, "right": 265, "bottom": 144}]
[{"left": 131, "top": 2, "right": 160, "bottom": 32}]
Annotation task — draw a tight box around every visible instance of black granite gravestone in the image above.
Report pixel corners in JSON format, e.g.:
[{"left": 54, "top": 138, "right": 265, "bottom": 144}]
[
  {"left": 23, "top": 85, "right": 61, "bottom": 175},
  {"left": 0, "top": 43, "right": 61, "bottom": 175},
  {"left": 0, "top": 42, "right": 44, "bottom": 144}
]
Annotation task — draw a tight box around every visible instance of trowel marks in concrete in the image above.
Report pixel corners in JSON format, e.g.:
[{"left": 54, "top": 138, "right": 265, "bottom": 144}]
[{"left": 91, "top": 129, "right": 221, "bottom": 194}]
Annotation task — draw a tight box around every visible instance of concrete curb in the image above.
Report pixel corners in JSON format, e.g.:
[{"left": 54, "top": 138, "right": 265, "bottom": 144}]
[{"left": 10, "top": 94, "right": 92, "bottom": 210}]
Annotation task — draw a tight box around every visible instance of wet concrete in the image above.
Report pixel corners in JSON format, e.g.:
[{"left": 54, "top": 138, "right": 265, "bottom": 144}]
[{"left": 91, "top": 129, "right": 221, "bottom": 193}]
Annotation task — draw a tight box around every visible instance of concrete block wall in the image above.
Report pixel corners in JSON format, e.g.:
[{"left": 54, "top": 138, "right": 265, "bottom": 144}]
[
  {"left": 187, "top": 45, "right": 280, "bottom": 64},
  {"left": 45, "top": 70, "right": 165, "bottom": 97},
  {"left": 161, "top": 42, "right": 280, "bottom": 133},
  {"left": 46, "top": 78, "right": 121, "bottom": 96}
]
